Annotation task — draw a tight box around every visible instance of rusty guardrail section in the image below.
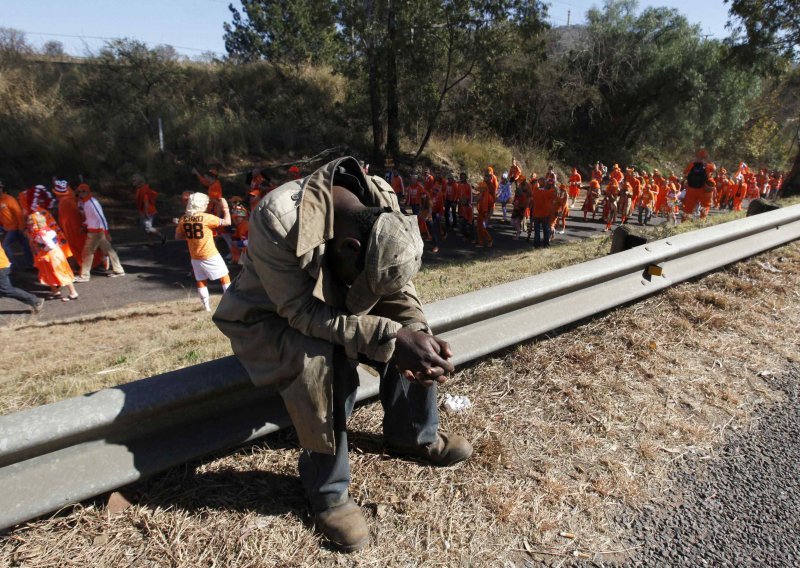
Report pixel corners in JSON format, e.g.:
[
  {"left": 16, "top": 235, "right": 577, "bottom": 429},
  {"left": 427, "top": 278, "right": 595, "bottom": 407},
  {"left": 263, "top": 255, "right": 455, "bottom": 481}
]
[{"left": 1, "top": 204, "right": 799, "bottom": 531}]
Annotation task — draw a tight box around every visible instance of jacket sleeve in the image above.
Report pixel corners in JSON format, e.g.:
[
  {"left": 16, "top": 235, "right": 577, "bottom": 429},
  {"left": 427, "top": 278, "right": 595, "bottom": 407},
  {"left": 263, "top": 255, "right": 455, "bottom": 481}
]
[
  {"left": 247, "top": 207, "right": 403, "bottom": 363},
  {"left": 368, "top": 281, "right": 429, "bottom": 333}
]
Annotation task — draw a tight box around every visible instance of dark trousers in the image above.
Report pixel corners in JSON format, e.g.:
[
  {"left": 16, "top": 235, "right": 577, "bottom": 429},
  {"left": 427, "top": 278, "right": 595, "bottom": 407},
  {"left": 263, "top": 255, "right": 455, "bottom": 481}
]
[
  {"left": 2, "top": 230, "right": 33, "bottom": 269},
  {"left": 299, "top": 349, "right": 439, "bottom": 512},
  {"left": 0, "top": 266, "right": 38, "bottom": 307},
  {"left": 532, "top": 216, "right": 551, "bottom": 248},
  {"left": 444, "top": 200, "right": 458, "bottom": 228},
  {"left": 426, "top": 214, "right": 441, "bottom": 248}
]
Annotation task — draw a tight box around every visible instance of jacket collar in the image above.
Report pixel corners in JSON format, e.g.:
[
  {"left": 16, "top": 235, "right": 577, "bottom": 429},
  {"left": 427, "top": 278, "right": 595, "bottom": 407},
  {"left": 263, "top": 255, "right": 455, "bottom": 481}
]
[{"left": 296, "top": 156, "right": 370, "bottom": 257}]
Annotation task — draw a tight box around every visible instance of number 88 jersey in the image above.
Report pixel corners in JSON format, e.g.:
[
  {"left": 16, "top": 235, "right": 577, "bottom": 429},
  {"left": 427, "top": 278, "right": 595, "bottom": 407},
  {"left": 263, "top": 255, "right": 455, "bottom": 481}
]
[{"left": 177, "top": 212, "right": 222, "bottom": 260}]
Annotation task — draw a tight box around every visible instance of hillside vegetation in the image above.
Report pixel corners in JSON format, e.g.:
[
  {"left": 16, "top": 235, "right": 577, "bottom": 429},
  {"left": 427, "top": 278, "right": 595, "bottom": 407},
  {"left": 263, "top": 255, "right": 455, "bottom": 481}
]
[{"left": 0, "top": 0, "right": 798, "bottom": 194}]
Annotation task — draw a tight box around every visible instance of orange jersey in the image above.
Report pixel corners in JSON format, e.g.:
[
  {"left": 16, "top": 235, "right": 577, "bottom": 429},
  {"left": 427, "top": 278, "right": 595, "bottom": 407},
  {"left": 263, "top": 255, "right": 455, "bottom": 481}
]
[
  {"left": 407, "top": 182, "right": 425, "bottom": 205},
  {"left": 135, "top": 184, "right": 158, "bottom": 216},
  {"left": 197, "top": 174, "right": 223, "bottom": 199},
  {"left": 0, "top": 246, "right": 9, "bottom": 269},
  {"left": 0, "top": 193, "right": 25, "bottom": 231},
  {"left": 530, "top": 188, "right": 555, "bottom": 217},
  {"left": 177, "top": 212, "right": 222, "bottom": 260}
]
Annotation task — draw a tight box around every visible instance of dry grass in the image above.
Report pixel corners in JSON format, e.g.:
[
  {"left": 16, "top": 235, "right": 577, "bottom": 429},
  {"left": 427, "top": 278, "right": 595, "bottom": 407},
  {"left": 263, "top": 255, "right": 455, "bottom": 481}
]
[
  {"left": 0, "top": 302, "right": 232, "bottom": 415},
  {"left": 0, "top": 200, "right": 797, "bottom": 414},
  {"left": 1, "top": 239, "right": 798, "bottom": 566}
]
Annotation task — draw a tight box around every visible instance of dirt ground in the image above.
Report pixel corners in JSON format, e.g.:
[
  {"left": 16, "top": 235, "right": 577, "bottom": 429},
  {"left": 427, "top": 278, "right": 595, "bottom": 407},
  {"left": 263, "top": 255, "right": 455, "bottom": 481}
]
[{"left": 1, "top": 237, "right": 798, "bottom": 566}]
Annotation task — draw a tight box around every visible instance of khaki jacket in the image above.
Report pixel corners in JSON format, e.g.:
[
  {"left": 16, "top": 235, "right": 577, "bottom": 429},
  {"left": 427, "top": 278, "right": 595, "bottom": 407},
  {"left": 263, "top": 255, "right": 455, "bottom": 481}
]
[{"left": 214, "top": 157, "right": 428, "bottom": 454}]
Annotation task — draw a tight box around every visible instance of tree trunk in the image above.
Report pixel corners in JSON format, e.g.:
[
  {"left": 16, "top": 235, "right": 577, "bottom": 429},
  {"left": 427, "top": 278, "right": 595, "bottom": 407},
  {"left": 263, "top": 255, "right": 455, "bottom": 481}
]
[
  {"left": 385, "top": 0, "right": 400, "bottom": 162},
  {"left": 366, "top": 0, "right": 384, "bottom": 165},
  {"left": 782, "top": 146, "right": 800, "bottom": 197}
]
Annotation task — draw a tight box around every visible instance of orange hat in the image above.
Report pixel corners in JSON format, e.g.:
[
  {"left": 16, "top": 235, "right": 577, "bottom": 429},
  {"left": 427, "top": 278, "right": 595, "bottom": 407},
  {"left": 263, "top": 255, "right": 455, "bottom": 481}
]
[
  {"left": 76, "top": 183, "right": 91, "bottom": 195},
  {"left": 486, "top": 166, "right": 494, "bottom": 175}
]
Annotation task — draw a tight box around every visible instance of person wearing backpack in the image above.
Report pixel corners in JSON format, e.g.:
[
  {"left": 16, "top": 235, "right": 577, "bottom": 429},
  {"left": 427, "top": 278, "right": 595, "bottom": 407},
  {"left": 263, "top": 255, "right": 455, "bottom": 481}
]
[{"left": 682, "top": 149, "right": 716, "bottom": 221}]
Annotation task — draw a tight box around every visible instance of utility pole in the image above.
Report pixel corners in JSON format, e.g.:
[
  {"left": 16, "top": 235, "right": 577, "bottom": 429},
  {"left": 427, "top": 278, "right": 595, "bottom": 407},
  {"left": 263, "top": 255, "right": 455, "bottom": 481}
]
[{"left": 567, "top": 10, "right": 571, "bottom": 26}]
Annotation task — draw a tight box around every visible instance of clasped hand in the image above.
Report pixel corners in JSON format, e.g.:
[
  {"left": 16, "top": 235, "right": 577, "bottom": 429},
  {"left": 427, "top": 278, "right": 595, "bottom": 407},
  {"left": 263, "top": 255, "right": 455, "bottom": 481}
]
[{"left": 394, "top": 328, "right": 454, "bottom": 387}]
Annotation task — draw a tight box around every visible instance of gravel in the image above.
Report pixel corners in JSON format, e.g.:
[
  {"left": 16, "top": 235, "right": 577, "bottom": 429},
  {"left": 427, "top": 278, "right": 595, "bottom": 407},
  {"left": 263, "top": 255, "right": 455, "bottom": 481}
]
[{"left": 614, "top": 366, "right": 800, "bottom": 567}]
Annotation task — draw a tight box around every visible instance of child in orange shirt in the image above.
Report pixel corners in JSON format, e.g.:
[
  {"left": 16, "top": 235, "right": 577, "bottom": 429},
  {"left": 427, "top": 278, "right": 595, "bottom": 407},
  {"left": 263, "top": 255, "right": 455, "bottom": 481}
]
[
  {"left": 175, "top": 192, "right": 232, "bottom": 311},
  {"left": 27, "top": 212, "right": 78, "bottom": 302}
]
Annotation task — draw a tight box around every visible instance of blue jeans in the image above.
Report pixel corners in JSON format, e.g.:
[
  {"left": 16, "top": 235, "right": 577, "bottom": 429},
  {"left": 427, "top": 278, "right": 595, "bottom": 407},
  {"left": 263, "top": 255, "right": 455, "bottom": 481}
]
[
  {"left": 299, "top": 348, "right": 439, "bottom": 512},
  {"left": 0, "top": 266, "right": 38, "bottom": 307},
  {"left": 532, "top": 216, "right": 551, "bottom": 248},
  {"left": 2, "top": 230, "right": 33, "bottom": 268},
  {"left": 426, "top": 213, "right": 441, "bottom": 248}
]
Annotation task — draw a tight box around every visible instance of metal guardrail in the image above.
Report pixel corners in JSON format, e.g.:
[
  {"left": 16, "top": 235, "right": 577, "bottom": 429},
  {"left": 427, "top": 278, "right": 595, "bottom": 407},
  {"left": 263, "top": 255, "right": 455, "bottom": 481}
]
[{"left": 1, "top": 204, "right": 799, "bottom": 532}]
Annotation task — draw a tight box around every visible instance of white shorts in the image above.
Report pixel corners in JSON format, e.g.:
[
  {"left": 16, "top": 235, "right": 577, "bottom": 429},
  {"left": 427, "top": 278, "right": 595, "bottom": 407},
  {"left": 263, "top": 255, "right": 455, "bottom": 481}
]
[{"left": 191, "top": 254, "right": 228, "bottom": 282}]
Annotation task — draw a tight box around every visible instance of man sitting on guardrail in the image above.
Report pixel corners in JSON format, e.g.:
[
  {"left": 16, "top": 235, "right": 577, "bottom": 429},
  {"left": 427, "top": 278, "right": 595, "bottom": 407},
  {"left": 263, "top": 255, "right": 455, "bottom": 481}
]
[{"left": 213, "top": 156, "right": 472, "bottom": 553}]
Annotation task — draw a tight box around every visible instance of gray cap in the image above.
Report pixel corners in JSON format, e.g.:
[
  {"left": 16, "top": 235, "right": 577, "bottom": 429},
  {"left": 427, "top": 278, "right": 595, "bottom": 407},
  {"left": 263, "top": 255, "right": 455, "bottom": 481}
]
[{"left": 346, "top": 211, "right": 424, "bottom": 315}]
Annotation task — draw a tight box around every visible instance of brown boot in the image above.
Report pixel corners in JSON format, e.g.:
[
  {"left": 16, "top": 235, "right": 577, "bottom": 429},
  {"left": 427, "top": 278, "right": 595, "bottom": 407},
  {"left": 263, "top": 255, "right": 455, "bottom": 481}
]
[
  {"left": 315, "top": 498, "right": 369, "bottom": 553},
  {"left": 387, "top": 432, "right": 473, "bottom": 467}
]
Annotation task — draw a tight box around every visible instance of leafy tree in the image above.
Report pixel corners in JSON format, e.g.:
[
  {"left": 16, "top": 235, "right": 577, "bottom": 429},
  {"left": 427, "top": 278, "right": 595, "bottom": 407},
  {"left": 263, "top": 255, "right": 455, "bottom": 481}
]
[
  {"left": 41, "top": 41, "right": 65, "bottom": 58},
  {"left": 223, "top": 0, "right": 341, "bottom": 64},
  {"left": 726, "top": 0, "right": 800, "bottom": 195}
]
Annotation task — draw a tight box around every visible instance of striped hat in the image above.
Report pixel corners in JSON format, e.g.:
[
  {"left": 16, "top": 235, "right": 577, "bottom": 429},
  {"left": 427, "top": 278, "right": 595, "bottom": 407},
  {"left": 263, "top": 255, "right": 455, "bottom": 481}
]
[{"left": 53, "top": 180, "right": 69, "bottom": 194}]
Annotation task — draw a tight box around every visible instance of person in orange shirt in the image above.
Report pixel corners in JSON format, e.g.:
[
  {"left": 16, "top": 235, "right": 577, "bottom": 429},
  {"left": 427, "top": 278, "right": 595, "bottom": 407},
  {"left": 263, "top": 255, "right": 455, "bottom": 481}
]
[
  {"left": 529, "top": 180, "right": 555, "bottom": 247},
  {"left": 0, "top": 181, "right": 34, "bottom": 269},
  {"left": 0, "top": 245, "right": 43, "bottom": 312},
  {"left": 682, "top": 150, "right": 716, "bottom": 221},
  {"left": 637, "top": 184, "right": 656, "bottom": 225},
  {"left": 484, "top": 167, "right": 499, "bottom": 223},
  {"left": 511, "top": 176, "right": 531, "bottom": 240},
  {"left": 27, "top": 212, "right": 78, "bottom": 302},
  {"left": 618, "top": 182, "right": 634, "bottom": 225},
  {"left": 175, "top": 192, "right": 232, "bottom": 311},
  {"left": 602, "top": 180, "right": 620, "bottom": 231},
  {"left": 456, "top": 172, "right": 474, "bottom": 241},
  {"left": 591, "top": 162, "right": 604, "bottom": 185},
  {"left": 508, "top": 158, "right": 522, "bottom": 186},
  {"left": 475, "top": 181, "right": 493, "bottom": 248},
  {"left": 443, "top": 172, "right": 458, "bottom": 230},
  {"left": 583, "top": 179, "right": 601, "bottom": 221},
  {"left": 229, "top": 199, "right": 250, "bottom": 264},
  {"left": 422, "top": 182, "right": 445, "bottom": 253},
  {"left": 551, "top": 184, "right": 568, "bottom": 235},
  {"left": 390, "top": 168, "right": 405, "bottom": 212},
  {"left": 133, "top": 174, "right": 166, "bottom": 245},
  {"left": 193, "top": 167, "right": 223, "bottom": 199},
  {"left": 731, "top": 176, "right": 747, "bottom": 211},
  {"left": 568, "top": 167, "right": 582, "bottom": 207},
  {"left": 405, "top": 174, "right": 424, "bottom": 215},
  {"left": 609, "top": 164, "right": 624, "bottom": 186}
]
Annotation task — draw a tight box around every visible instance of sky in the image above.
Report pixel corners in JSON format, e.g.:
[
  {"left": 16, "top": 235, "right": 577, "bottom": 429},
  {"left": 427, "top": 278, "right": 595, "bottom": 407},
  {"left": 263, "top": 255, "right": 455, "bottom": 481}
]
[{"left": 3, "top": 0, "right": 734, "bottom": 59}]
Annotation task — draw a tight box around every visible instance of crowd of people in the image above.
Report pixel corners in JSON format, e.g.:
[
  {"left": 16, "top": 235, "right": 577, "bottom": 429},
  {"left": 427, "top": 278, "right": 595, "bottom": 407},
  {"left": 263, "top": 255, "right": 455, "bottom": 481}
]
[
  {"left": 385, "top": 150, "right": 785, "bottom": 252},
  {"left": 1, "top": 178, "right": 125, "bottom": 313},
  {"left": 0, "top": 152, "right": 785, "bottom": 314}
]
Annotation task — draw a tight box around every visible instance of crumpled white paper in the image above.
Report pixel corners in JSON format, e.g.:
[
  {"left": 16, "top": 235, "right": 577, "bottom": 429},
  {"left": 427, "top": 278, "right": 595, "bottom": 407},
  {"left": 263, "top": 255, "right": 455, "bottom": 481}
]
[{"left": 442, "top": 394, "right": 473, "bottom": 413}]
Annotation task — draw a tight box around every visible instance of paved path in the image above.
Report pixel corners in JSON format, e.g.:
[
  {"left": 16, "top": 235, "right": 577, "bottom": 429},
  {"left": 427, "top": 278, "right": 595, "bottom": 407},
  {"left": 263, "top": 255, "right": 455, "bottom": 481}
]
[
  {"left": 0, "top": 203, "right": 672, "bottom": 325},
  {"left": 618, "top": 368, "right": 800, "bottom": 567}
]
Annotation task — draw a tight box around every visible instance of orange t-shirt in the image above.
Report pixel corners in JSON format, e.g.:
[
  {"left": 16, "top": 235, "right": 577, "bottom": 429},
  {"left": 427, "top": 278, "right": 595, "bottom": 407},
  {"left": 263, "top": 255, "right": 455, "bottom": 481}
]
[
  {"left": 0, "top": 246, "right": 9, "bottom": 269},
  {"left": 0, "top": 194, "right": 25, "bottom": 231},
  {"left": 530, "top": 188, "right": 555, "bottom": 217},
  {"left": 177, "top": 212, "right": 222, "bottom": 260},
  {"left": 135, "top": 184, "right": 158, "bottom": 216}
]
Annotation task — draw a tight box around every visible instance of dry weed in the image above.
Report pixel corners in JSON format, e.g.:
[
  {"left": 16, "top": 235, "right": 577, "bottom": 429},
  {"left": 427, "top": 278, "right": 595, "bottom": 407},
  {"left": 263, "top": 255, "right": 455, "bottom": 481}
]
[{"left": 1, "top": 240, "right": 798, "bottom": 566}]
